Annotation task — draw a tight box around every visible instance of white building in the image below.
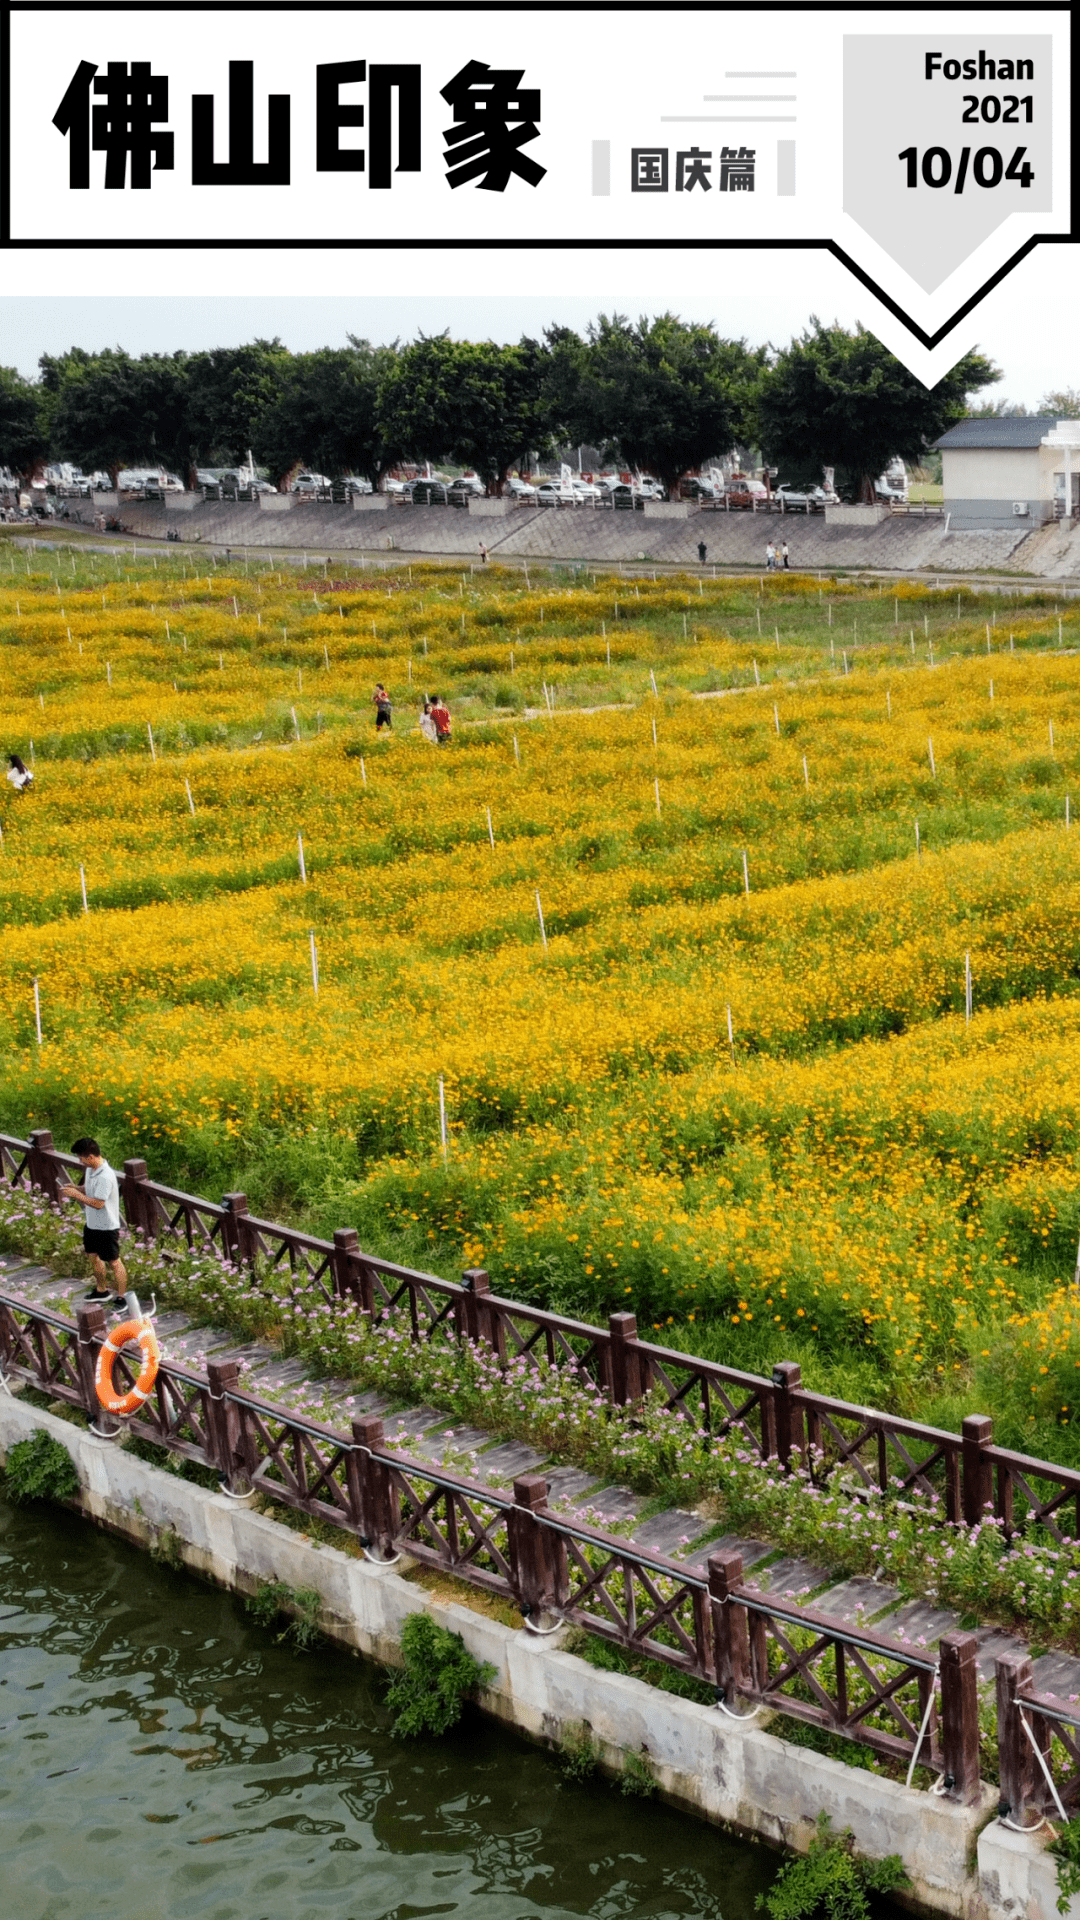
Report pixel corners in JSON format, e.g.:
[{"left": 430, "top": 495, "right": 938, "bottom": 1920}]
[{"left": 933, "top": 415, "right": 1080, "bottom": 531}]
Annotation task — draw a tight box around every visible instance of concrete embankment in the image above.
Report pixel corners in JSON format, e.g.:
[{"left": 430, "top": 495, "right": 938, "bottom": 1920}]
[
  {"left": 75, "top": 492, "right": 1080, "bottom": 579},
  {"left": 0, "top": 1388, "right": 1064, "bottom": 1920}
]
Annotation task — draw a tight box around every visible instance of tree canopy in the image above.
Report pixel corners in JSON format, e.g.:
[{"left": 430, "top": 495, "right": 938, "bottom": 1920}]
[
  {"left": 254, "top": 340, "right": 403, "bottom": 489},
  {"left": 45, "top": 347, "right": 189, "bottom": 487},
  {"left": 547, "top": 314, "right": 765, "bottom": 495},
  {"left": 376, "top": 334, "right": 551, "bottom": 492},
  {"left": 11, "top": 317, "right": 1009, "bottom": 498},
  {"left": 0, "top": 366, "right": 45, "bottom": 479},
  {"left": 755, "top": 319, "right": 1001, "bottom": 501}
]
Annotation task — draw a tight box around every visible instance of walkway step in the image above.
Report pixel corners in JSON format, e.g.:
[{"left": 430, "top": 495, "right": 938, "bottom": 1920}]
[
  {"left": 473, "top": 1440, "right": 547, "bottom": 1487},
  {"left": 543, "top": 1466, "right": 603, "bottom": 1511},
  {"left": 811, "top": 1576, "right": 903, "bottom": 1624},
  {"left": 690, "top": 1534, "right": 774, "bottom": 1576},
  {"left": 754, "top": 1556, "right": 829, "bottom": 1600},
  {"left": 578, "top": 1485, "right": 649, "bottom": 1530},
  {"left": 1031, "top": 1649, "right": 1080, "bottom": 1703},
  {"left": 972, "top": 1626, "right": 1029, "bottom": 1684},
  {"left": 631, "top": 1509, "right": 708, "bottom": 1559},
  {"left": 876, "top": 1599, "right": 963, "bottom": 1652}
]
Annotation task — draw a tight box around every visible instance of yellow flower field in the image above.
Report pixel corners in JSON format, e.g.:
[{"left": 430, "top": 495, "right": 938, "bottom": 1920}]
[{"left": 4, "top": 541, "right": 1080, "bottom": 1455}]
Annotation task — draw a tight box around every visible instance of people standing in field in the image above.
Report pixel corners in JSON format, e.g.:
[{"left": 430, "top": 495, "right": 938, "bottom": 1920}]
[
  {"left": 6, "top": 752, "right": 32, "bottom": 792},
  {"left": 59, "top": 1137, "right": 128, "bottom": 1305},
  {"left": 429, "top": 694, "right": 452, "bottom": 744},
  {"left": 373, "top": 683, "right": 393, "bottom": 731},
  {"left": 419, "top": 699, "right": 438, "bottom": 744}
]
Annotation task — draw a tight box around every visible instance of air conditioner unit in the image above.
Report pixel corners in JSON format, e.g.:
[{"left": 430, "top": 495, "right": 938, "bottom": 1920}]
[{"left": 1012, "top": 501, "right": 1029, "bottom": 516}]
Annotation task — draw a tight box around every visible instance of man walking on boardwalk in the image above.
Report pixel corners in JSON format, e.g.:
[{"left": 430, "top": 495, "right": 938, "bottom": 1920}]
[{"left": 59, "top": 1137, "right": 128, "bottom": 1304}]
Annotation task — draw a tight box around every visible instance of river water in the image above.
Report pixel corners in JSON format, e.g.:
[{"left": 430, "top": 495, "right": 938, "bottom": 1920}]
[{"left": 1, "top": 1493, "right": 777, "bottom": 1920}]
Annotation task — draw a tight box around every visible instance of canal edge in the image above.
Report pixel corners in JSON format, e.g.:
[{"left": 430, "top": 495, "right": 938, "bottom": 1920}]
[{"left": 0, "top": 1389, "right": 1054, "bottom": 1920}]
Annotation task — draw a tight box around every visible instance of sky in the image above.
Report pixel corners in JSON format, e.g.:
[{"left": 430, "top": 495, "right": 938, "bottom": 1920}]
[{"left": 0, "top": 242, "right": 1075, "bottom": 408}]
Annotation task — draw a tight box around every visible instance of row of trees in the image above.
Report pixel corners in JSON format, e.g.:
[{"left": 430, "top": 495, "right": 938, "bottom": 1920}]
[{"left": 0, "top": 315, "right": 1001, "bottom": 502}]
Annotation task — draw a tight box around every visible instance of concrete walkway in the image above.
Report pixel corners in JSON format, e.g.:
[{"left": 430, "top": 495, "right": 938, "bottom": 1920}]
[{"left": 5, "top": 1248, "right": 1078, "bottom": 1704}]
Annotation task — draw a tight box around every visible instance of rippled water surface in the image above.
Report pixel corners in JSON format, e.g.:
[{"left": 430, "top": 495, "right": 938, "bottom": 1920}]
[{"left": 1, "top": 1495, "right": 777, "bottom": 1920}]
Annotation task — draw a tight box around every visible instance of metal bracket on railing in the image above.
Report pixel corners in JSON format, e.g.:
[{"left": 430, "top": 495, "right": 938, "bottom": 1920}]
[{"left": 361, "top": 1544, "right": 403, "bottom": 1567}]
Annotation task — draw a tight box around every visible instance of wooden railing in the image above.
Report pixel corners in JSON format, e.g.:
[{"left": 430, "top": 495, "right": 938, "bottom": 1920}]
[
  {"left": 0, "top": 1287, "right": 983, "bottom": 1800},
  {"left": 5, "top": 1127, "right": 1080, "bottom": 1544}
]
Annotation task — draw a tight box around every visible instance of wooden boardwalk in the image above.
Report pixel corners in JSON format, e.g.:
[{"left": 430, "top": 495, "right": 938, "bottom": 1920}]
[{"left": 6, "top": 1247, "right": 1078, "bottom": 1708}]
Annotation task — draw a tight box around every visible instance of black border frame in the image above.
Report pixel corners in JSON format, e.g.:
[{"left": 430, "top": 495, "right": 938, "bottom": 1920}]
[{"left": 1, "top": 0, "right": 1074, "bottom": 349}]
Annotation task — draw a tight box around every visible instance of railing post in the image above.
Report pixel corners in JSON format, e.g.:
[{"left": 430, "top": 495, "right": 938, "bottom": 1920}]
[
  {"left": 75, "top": 1302, "right": 106, "bottom": 1416},
  {"left": 508, "top": 1474, "right": 569, "bottom": 1619},
  {"left": 349, "top": 1415, "right": 399, "bottom": 1556},
  {"left": 27, "top": 1128, "right": 62, "bottom": 1203},
  {"left": 462, "top": 1269, "right": 506, "bottom": 1360},
  {"left": 996, "top": 1652, "right": 1039, "bottom": 1824},
  {"left": 771, "top": 1361, "right": 805, "bottom": 1470},
  {"left": 331, "top": 1228, "right": 361, "bottom": 1305},
  {"left": 608, "top": 1312, "right": 649, "bottom": 1405},
  {"left": 220, "top": 1192, "right": 253, "bottom": 1267},
  {"left": 708, "top": 1549, "right": 751, "bottom": 1703},
  {"left": 939, "top": 1631, "right": 981, "bottom": 1804},
  {"left": 962, "top": 1414, "right": 994, "bottom": 1527},
  {"left": 205, "top": 1358, "right": 249, "bottom": 1490},
  {"left": 122, "top": 1157, "right": 158, "bottom": 1242}
]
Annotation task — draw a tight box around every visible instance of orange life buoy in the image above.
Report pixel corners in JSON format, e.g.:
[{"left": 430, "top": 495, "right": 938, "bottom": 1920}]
[{"left": 95, "top": 1317, "right": 160, "bottom": 1415}]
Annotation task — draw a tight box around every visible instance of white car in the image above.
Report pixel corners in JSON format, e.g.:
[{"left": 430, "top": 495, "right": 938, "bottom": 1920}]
[
  {"left": 507, "top": 477, "right": 537, "bottom": 499},
  {"left": 535, "top": 480, "right": 581, "bottom": 505}
]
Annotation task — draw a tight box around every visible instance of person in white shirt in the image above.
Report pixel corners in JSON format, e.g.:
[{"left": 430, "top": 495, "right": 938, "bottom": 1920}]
[
  {"left": 6, "top": 753, "right": 32, "bottom": 792},
  {"left": 59, "top": 1136, "right": 128, "bottom": 1305}
]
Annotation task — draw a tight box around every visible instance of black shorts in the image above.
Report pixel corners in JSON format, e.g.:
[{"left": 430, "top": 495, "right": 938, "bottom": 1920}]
[
  {"left": 375, "top": 707, "right": 392, "bottom": 729},
  {"left": 84, "top": 1226, "right": 121, "bottom": 1262}
]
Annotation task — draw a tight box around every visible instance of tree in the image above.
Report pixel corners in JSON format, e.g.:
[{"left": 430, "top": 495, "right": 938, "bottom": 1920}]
[
  {"left": 45, "top": 348, "right": 189, "bottom": 488},
  {"left": 755, "top": 319, "right": 1001, "bottom": 502},
  {"left": 1041, "top": 389, "right": 1080, "bottom": 419},
  {"left": 375, "top": 334, "right": 550, "bottom": 492},
  {"left": 0, "top": 366, "right": 46, "bottom": 480},
  {"left": 966, "top": 398, "right": 1030, "bottom": 418},
  {"left": 545, "top": 314, "right": 765, "bottom": 495},
  {"left": 182, "top": 338, "right": 292, "bottom": 479},
  {"left": 255, "top": 341, "right": 402, "bottom": 489}
]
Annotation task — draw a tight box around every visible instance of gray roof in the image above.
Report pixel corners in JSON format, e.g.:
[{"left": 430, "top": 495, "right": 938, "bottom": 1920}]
[{"left": 934, "top": 415, "right": 1058, "bottom": 450}]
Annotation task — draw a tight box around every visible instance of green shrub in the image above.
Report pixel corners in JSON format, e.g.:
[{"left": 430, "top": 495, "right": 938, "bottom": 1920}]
[
  {"left": 245, "top": 1578, "right": 323, "bottom": 1649},
  {"left": 385, "top": 1611, "right": 495, "bottom": 1737},
  {"left": 1050, "top": 1815, "right": 1080, "bottom": 1913},
  {"left": 620, "top": 1750, "right": 656, "bottom": 1798},
  {"left": 757, "top": 1812, "right": 907, "bottom": 1919},
  {"left": 3, "top": 1429, "right": 79, "bottom": 1506},
  {"left": 559, "top": 1721, "right": 599, "bottom": 1781}
]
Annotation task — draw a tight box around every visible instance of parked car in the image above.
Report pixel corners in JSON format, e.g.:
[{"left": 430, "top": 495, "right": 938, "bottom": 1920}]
[
  {"left": 775, "top": 483, "right": 828, "bottom": 512},
  {"left": 410, "top": 479, "right": 449, "bottom": 505},
  {"left": 535, "top": 480, "right": 580, "bottom": 505},
  {"left": 682, "top": 475, "right": 723, "bottom": 501},
  {"left": 875, "top": 481, "right": 907, "bottom": 504},
  {"left": 291, "top": 471, "right": 331, "bottom": 495},
  {"left": 455, "top": 474, "right": 487, "bottom": 496},
  {"left": 506, "top": 477, "right": 537, "bottom": 499},
  {"left": 343, "top": 475, "right": 373, "bottom": 495}
]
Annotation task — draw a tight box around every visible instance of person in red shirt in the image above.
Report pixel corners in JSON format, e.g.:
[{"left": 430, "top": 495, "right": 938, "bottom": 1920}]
[{"left": 429, "top": 695, "right": 451, "bottom": 744}]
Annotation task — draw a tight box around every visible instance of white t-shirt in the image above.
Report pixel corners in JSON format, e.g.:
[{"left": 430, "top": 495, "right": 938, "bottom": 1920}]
[
  {"left": 6, "top": 765, "right": 31, "bottom": 790},
  {"left": 83, "top": 1159, "right": 121, "bottom": 1231}
]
